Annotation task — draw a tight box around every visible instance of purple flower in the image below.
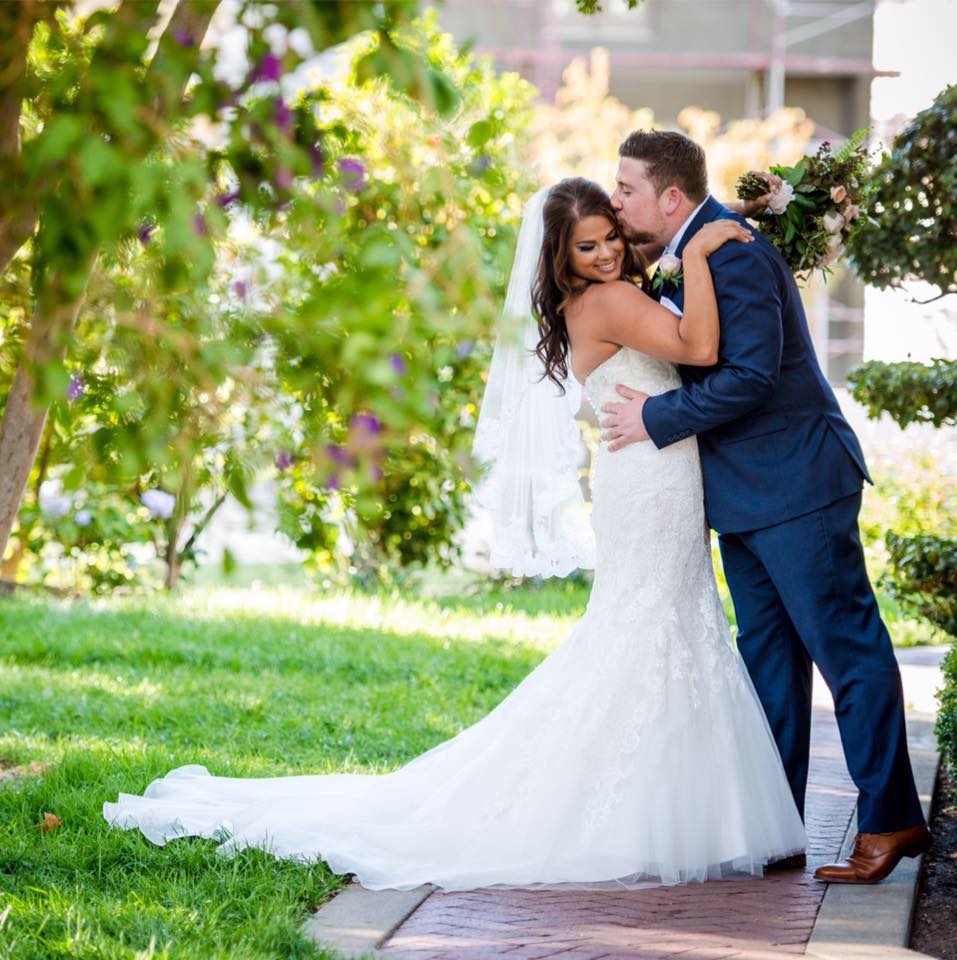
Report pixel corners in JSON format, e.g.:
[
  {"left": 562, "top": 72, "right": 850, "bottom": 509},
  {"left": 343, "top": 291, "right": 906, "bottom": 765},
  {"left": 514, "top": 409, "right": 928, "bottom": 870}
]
[
  {"left": 67, "top": 374, "right": 85, "bottom": 402},
  {"left": 390, "top": 353, "right": 407, "bottom": 375},
  {"left": 308, "top": 143, "right": 325, "bottom": 178},
  {"left": 274, "top": 98, "right": 293, "bottom": 133},
  {"left": 274, "top": 166, "right": 293, "bottom": 192},
  {"left": 350, "top": 413, "right": 381, "bottom": 435},
  {"left": 326, "top": 444, "right": 351, "bottom": 466},
  {"left": 193, "top": 213, "right": 207, "bottom": 235},
  {"left": 172, "top": 28, "right": 196, "bottom": 48},
  {"left": 137, "top": 222, "right": 154, "bottom": 245},
  {"left": 274, "top": 450, "right": 294, "bottom": 471},
  {"left": 74, "top": 509, "right": 92, "bottom": 527},
  {"left": 455, "top": 340, "right": 475, "bottom": 360},
  {"left": 471, "top": 155, "right": 492, "bottom": 175},
  {"left": 216, "top": 190, "right": 240, "bottom": 208},
  {"left": 249, "top": 52, "right": 282, "bottom": 84},
  {"left": 233, "top": 279, "right": 248, "bottom": 300},
  {"left": 338, "top": 158, "right": 367, "bottom": 192},
  {"left": 327, "top": 472, "right": 340, "bottom": 491}
]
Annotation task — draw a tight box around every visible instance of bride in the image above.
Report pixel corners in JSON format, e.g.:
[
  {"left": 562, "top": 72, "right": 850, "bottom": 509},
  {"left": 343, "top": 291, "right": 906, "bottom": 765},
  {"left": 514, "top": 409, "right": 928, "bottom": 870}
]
[{"left": 103, "top": 179, "right": 807, "bottom": 892}]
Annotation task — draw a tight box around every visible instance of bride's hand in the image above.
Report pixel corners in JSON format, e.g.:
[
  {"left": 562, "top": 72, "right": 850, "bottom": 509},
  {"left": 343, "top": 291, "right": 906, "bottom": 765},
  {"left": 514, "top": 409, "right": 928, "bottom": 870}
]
[{"left": 684, "top": 220, "right": 754, "bottom": 258}]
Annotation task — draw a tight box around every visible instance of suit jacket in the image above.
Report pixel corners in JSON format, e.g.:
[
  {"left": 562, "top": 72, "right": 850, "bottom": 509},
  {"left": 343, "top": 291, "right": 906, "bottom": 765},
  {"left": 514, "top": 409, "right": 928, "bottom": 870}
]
[{"left": 642, "top": 196, "right": 871, "bottom": 534}]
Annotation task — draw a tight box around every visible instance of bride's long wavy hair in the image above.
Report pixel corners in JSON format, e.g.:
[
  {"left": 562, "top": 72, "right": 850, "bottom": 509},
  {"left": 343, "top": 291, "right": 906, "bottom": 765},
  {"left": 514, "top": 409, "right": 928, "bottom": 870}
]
[{"left": 531, "top": 178, "right": 649, "bottom": 392}]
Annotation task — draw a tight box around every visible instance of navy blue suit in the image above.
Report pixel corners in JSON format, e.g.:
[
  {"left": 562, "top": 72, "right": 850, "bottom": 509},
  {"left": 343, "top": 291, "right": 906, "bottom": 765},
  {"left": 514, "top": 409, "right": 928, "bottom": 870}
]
[{"left": 643, "top": 197, "right": 924, "bottom": 833}]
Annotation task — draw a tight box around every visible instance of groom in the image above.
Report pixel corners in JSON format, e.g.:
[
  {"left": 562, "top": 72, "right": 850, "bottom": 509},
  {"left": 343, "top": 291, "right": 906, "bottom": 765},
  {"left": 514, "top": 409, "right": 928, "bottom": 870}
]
[{"left": 601, "top": 130, "right": 929, "bottom": 884}]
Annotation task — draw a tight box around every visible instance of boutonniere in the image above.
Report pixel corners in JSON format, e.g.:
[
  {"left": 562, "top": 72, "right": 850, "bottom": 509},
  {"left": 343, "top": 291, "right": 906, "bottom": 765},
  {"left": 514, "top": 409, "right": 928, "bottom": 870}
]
[{"left": 652, "top": 253, "right": 683, "bottom": 291}]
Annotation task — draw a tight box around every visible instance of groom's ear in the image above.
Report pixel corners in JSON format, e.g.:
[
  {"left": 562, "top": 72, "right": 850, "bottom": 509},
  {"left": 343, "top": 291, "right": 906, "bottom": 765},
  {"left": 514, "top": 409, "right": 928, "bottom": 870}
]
[{"left": 661, "top": 186, "right": 684, "bottom": 217}]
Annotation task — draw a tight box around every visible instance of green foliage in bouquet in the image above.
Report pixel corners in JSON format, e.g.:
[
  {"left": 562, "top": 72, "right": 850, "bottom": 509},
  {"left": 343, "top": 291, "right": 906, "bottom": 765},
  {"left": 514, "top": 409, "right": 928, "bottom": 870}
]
[
  {"left": 736, "top": 131, "right": 870, "bottom": 279},
  {"left": 848, "top": 84, "right": 957, "bottom": 300}
]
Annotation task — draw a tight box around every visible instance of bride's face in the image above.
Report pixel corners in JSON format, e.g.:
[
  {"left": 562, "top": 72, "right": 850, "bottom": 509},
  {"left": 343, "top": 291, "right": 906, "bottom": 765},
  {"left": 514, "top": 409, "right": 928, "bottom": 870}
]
[{"left": 568, "top": 215, "right": 625, "bottom": 284}]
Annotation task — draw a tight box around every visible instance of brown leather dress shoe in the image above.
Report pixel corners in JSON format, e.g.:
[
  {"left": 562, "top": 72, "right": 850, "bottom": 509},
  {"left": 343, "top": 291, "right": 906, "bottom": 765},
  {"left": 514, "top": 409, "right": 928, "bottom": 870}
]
[
  {"left": 814, "top": 824, "right": 931, "bottom": 884},
  {"left": 765, "top": 853, "right": 807, "bottom": 872}
]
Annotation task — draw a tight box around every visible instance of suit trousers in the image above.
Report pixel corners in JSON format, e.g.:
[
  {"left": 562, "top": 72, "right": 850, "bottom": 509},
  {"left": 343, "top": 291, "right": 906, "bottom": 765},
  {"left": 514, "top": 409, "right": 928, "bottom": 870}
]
[{"left": 718, "top": 491, "right": 925, "bottom": 834}]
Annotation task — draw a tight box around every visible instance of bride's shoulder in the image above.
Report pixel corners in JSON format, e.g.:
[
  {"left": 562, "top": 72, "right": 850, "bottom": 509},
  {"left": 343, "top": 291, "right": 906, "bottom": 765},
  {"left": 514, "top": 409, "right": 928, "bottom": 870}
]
[{"left": 579, "top": 280, "right": 649, "bottom": 319}]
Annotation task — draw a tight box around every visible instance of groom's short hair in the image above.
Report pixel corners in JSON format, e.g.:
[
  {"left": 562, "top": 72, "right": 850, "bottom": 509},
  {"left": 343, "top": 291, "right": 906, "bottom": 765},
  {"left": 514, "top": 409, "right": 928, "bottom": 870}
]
[{"left": 619, "top": 130, "right": 708, "bottom": 204}]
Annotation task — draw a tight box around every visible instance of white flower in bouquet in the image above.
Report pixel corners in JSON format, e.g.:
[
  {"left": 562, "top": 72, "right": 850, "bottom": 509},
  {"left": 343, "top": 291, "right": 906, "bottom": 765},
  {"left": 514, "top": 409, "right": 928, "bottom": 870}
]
[
  {"left": 842, "top": 203, "right": 860, "bottom": 222},
  {"left": 768, "top": 181, "right": 795, "bottom": 215},
  {"left": 823, "top": 211, "right": 846, "bottom": 234},
  {"left": 141, "top": 489, "right": 176, "bottom": 520}
]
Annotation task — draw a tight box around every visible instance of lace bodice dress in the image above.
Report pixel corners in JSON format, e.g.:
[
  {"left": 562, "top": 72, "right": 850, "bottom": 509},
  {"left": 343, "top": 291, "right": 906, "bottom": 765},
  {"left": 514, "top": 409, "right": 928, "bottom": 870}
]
[{"left": 104, "top": 347, "right": 806, "bottom": 891}]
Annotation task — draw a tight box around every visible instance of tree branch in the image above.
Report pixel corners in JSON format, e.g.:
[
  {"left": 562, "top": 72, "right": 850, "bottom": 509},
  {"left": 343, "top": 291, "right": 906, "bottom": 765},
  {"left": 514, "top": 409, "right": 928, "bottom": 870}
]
[
  {"left": 145, "top": 0, "right": 220, "bottom": 117},
  {"left": 180, "top": 490, "right": 228, "bottom": 558},
  {"left": 909, "top": 288, "right": 957, "bottom": 305}
]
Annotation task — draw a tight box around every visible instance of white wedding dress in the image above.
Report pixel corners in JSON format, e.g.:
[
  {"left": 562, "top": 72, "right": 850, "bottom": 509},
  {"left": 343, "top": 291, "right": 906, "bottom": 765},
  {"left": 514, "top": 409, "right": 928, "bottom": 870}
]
[{"left": 103, "top": 347, "right": 806, "bottom": 891}]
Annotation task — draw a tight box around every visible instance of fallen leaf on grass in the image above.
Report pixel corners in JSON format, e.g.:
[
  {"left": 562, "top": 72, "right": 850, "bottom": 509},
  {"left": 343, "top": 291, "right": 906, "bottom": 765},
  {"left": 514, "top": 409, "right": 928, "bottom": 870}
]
[{"left": 37, "top": 812, "right": 62, "bottom": 833}]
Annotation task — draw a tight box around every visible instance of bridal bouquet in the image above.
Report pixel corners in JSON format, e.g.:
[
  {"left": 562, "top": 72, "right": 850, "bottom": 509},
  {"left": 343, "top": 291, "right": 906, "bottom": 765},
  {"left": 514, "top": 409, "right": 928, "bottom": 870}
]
[{"left": 736, "top": 131, "right": 870, "bottom": 279}]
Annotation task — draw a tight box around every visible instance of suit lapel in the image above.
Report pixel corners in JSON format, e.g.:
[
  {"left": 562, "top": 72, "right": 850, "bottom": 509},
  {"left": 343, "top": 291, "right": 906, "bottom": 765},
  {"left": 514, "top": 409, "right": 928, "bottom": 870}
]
[
  {"left": 668, "top": 195, "right": 727, "bottom": 314},
  {"left": 673, "top": 195, "right": 725, "bottom": 260}
]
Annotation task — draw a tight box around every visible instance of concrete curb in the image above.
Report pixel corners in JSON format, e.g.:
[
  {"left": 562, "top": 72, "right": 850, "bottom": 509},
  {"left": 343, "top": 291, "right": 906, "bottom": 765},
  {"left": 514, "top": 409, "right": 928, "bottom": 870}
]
[
  {"left": 303, "top": 882, "right": 433, "bottom": 958},
  {"left": 806, "top": 711, "right": 941, "bottom": 960}
]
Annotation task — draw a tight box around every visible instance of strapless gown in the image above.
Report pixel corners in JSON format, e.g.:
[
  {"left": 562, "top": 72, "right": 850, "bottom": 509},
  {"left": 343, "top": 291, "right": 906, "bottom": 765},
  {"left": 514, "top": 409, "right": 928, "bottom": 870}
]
[{"left": 103, "top": 346, "right": 806, "bottom": 890}]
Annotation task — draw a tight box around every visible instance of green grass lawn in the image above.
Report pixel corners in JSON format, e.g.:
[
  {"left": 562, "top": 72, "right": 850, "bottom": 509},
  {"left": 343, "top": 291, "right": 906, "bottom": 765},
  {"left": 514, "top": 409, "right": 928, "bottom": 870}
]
[
  {"left": 0, "top": 566, "right": 936, "bottom": 958},
  {"left": 0, "top": 577, "right": 586, "bottom": 959}
]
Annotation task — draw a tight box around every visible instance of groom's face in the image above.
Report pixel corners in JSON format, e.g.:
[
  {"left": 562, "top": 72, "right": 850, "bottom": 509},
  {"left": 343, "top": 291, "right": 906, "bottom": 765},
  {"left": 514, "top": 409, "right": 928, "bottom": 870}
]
[{"left": 610, "top": 157, "right": 669, "bottom": 246}]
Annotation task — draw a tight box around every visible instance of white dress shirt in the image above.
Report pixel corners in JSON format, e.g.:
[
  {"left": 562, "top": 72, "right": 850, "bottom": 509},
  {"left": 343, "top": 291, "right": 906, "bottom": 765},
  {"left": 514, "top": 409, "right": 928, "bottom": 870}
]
[{"left": 659, "top": 197, "right": 709, "bottom": 317}]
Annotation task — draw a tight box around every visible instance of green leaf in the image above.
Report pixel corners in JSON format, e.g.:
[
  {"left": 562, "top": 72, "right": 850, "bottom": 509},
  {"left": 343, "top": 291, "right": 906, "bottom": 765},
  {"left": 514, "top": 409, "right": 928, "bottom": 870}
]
[
  {"left": 467, "top": 120, "right": 494, "bottom": 148},
  {"left": 227, "top": 468, "right": 252, "bottom": 510},
  {"left": 786, "top": 158, "right": 807, "bottom": 187}
]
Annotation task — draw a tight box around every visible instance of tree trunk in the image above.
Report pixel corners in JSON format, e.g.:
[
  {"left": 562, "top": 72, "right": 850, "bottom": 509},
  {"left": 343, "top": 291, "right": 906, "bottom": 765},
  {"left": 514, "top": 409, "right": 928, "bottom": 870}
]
[
  {"left": 0, "top": 540, "right": 26, "bottom": 580},
  {"left": 163, "top": 504, "right": 188, "bottom": 591},
  {"left": 164, "top": 547, "right": 183, "bottom": 591},
  {"left": 0, "top": 423, "right": 53, "bottom": 581},
  {"left": 0, "top": 1, "right": 48, "bottom": 276},
  {"left": 0, "top": 285, "right": 91, "bottom": 557}
]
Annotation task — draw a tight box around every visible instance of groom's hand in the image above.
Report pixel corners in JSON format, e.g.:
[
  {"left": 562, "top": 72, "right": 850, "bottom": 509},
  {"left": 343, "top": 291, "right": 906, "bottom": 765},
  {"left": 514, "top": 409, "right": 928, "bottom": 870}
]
[{"left": 600, "top": 385, "right": 651, "bottom": 451}]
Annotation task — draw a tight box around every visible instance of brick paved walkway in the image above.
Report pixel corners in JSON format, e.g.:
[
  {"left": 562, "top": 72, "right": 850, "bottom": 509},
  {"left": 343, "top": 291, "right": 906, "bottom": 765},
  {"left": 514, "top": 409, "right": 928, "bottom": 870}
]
[{"left": 380, "top": 705, "right": 856, "bottom": 960}]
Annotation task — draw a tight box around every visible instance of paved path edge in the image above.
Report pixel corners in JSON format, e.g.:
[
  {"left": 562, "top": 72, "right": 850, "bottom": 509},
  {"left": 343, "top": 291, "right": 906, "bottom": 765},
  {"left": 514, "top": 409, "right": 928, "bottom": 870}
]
[
  {"left": 806, "top": 712, "right": 941, "bottom": 960},
  {"left": 303, "top": 882, "right": 434, "bottom": 957}
]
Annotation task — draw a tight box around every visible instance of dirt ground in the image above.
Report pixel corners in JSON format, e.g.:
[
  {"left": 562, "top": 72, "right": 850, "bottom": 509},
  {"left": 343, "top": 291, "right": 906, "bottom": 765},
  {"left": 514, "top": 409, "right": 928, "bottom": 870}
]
[{"left": 911, "top": 764, "right": 957, "bottom": 960}]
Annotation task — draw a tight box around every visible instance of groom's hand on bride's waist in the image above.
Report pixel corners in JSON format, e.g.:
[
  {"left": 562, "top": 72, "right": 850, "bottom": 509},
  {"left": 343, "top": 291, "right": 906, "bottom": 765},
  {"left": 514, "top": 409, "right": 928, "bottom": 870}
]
[{"left": 601, "top": 385, "right": 651, "bottom": 451}]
